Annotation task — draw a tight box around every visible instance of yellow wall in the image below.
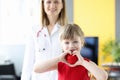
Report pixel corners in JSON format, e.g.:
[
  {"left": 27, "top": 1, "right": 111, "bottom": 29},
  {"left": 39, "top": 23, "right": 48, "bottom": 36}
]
[{"left": 74, "top": 0, "right": 115, "bottom": 66}]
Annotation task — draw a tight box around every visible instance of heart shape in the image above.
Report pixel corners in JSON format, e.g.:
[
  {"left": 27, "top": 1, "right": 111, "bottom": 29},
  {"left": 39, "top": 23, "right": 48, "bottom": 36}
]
[{"left": 65, "top": 53, "right": 78, "bottom": 64}]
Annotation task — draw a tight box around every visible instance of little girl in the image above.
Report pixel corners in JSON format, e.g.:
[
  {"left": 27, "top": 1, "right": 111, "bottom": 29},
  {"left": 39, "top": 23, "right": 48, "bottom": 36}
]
[{"left": 33, "top": 24, "right": 108, "bottom": 80}]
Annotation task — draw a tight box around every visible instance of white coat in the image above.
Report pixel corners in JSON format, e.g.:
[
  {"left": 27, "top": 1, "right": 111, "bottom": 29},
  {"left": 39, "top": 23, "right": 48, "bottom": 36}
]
[{"left": 21, "top": 23, "right": 62, "bottom": 80}]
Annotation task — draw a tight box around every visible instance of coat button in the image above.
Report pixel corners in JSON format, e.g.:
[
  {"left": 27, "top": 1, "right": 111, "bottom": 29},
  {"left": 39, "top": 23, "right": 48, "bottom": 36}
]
[{"left": 43, "top": 48, "right": 45, "bottom": 50}]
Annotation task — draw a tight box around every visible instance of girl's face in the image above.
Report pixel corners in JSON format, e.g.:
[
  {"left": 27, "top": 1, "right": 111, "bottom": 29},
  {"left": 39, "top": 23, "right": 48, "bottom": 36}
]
[
  {"left": 61, "top": 36, "right": 83, "bottom": 52},
  {"left": 44, "top": 0, "right": 63, "bottom": 17}
]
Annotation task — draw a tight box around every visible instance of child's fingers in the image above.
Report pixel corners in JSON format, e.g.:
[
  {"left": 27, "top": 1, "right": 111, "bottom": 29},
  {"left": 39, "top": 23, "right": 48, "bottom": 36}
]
[
  {"left": 72, "top": 50, "right": 79, "bottom": 55},
  {"left": 64, "top": 61, "right": 71, "bottom": 65},
  {"left": 60, "top": 50, "right": 72, "bottom": 62},
  {"left": 72, "top": 50, "right": 83, "bottom": 59},
  {"left": 60, "top": 58, "right": 72, "bottom": 65},
  {"left": 67, "top": 62, "right": 79, "bottom": 67}
]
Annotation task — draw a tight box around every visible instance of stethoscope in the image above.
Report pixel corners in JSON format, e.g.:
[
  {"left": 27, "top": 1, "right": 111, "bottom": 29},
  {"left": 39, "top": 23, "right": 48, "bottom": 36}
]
[
  {"left": 36, "top": 27, "right": 47, "bottom": 52},
  {"left": 37, "top": 27, "right": 46, "bottom": 38}
]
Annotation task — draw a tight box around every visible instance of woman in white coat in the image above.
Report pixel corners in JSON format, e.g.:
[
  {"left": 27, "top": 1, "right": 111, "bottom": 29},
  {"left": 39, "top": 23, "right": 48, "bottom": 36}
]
[{"left": 21, "top": 0, "right": 68, "bottom": 80}]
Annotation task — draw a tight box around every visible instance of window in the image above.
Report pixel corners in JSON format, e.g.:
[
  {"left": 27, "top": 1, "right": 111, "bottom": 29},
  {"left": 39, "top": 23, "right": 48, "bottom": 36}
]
[{"left": 0, "top": 0, "right": 39, "bottom": 45}]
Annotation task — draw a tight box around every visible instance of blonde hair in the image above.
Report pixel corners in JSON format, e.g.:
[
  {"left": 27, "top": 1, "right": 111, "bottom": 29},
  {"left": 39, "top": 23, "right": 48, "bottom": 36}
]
[
  {"left": 40, "top": 0, "right": 68, "bottom": 27},
  {"left": 60, "top": 24, "right": 85, "bottom": 43}
]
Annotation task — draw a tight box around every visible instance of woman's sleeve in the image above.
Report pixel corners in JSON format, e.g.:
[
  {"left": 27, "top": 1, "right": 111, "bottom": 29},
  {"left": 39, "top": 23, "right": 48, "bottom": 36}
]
[{"left": 21, "top": 32, "right": 35, "bottom": 80}]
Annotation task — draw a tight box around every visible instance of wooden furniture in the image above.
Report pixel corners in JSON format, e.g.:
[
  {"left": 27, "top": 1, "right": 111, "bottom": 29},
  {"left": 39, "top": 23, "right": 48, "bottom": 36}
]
[{"left": 102, "top": 63, "right": 120, "bottom": 80}]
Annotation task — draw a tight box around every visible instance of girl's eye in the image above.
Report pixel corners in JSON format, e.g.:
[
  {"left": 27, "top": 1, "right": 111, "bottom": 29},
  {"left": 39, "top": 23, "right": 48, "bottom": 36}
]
[
  {"left": 65, "top": 42, "right": 69, "bottom": 44},
  {"left": 73, "top": 41, "right": 78, "bottom": 43}
]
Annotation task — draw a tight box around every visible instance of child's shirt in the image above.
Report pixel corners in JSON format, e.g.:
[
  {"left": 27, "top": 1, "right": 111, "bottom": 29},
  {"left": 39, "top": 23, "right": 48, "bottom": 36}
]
[{"left": 58, "top": 58, "right": 90, "bottom": 80}]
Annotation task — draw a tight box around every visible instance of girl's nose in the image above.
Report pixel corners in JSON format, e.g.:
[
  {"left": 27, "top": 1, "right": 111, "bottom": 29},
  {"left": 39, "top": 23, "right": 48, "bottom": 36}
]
[{"left": 69, "top": 43, "right": 74, "bottom": 48}]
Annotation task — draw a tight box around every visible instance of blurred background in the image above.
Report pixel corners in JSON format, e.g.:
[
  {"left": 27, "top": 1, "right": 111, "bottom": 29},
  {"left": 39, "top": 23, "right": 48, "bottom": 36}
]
[{"left": 0, "top": 0, "right": 120, "bottom": 79}]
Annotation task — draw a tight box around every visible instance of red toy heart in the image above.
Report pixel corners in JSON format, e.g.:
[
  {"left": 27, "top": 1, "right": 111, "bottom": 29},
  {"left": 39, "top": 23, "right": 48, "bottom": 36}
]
[{"left": 65, "top": 53, "right": 78, "bottom": 64}]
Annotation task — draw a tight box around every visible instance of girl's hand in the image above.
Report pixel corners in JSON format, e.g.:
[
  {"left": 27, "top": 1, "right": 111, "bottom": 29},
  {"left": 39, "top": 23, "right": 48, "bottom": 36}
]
[
  {"left": 68, "top": 50, "right": 84, "bottom": 67},
  {"left": 59, "top": 50, "right": 72, "bottom": 64}
]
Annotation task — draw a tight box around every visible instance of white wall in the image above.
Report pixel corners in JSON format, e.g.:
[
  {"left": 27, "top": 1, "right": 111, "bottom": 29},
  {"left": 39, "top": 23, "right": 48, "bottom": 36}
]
[
  {"left": 116, "top": 0, "right": 120, "bottom": 41},
  {"left": 0, "top": 45, "right": 25, "bottom": 76},
  {"left": 0, "top": 0, "right": 73, "bottom": 77},
  {"left": 66, "top": 0, "right": 73, "bottom": 23}
]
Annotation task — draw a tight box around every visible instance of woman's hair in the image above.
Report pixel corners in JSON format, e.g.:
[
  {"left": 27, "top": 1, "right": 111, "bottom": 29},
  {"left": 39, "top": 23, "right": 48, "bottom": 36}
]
[
  {"left": 60, "top": 24, "right": 85, "bottom": 43},
  {"left": 40, "top": 0, "right": 68, "bottom": 27}
]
